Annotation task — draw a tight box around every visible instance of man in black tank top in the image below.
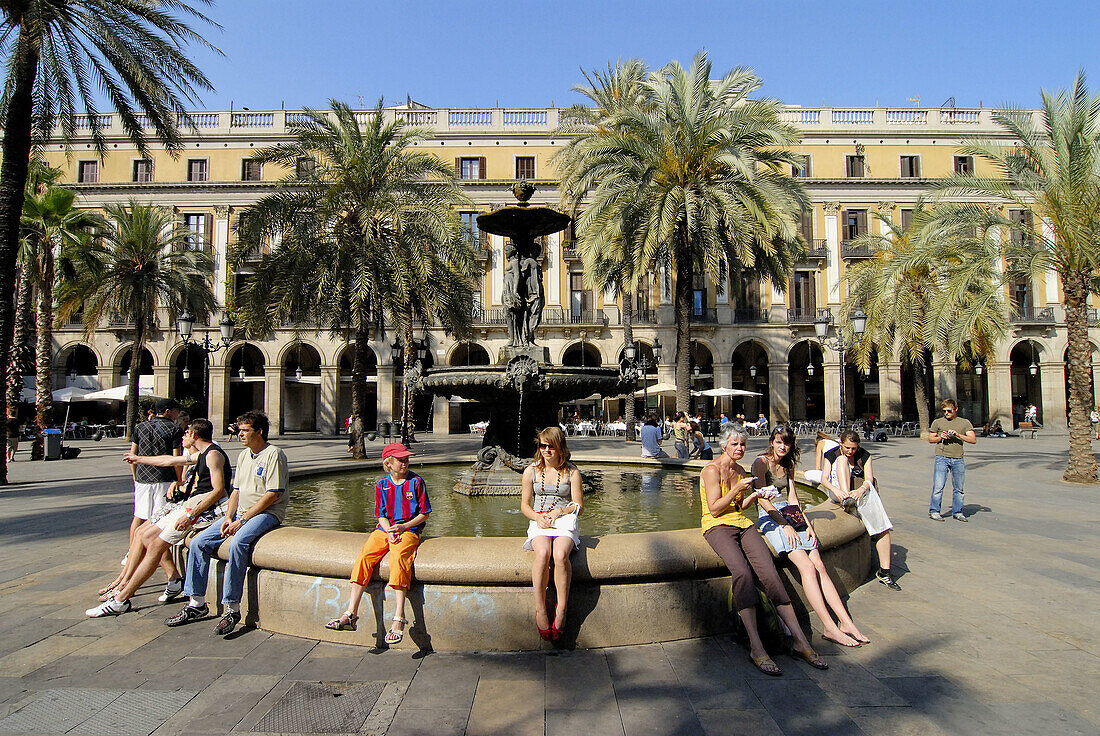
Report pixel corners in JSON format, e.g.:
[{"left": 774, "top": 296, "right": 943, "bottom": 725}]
[{"left": 86, "top": 419, "right": 231, "bottom": 617}]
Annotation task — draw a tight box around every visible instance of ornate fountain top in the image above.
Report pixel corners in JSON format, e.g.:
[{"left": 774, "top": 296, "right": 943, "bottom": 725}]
[{"left": 512, "top": 179, "right": 535, "bottom": 205}]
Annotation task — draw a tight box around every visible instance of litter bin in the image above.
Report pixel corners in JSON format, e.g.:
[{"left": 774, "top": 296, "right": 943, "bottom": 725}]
[{"left": 43, "top": 428, "right": 62, "bottom": 461}]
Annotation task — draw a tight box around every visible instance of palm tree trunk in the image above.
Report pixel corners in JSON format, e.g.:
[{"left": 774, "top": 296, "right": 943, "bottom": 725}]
[
  {"left": 1061, "top": 271, "right": 1097, "bottom": 482},
  {"left": 621, "top": 291, "right": 636, "bottom": 440},
  {"left": 673, "top": 231, "right": 693, "bottom": 414},
  {"left": 348, "top": 322, "right": 370, "bottom": 459},
  {"left": 913, "top": 360, "right": 931, "bottom": 433},
  {"left": 32, "top": 246, "right": 54, "bottom": 458},
  {"left": 6, "top": 271, "right": 32, "bottom": 417},
  {"left": 125, "top": 322, "right": 146, "bottom": 439},
  {"left": 0, "top": 29, "right": 40, "bottom": 483}
]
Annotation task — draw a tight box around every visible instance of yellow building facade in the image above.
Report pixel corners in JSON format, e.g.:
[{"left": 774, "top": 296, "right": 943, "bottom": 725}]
[{"left": 41, "top": 104, "right": 1099, "bottom": 435}]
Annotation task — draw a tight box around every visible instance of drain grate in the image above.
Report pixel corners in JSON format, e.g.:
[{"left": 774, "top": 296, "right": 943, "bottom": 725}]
[
  {"left": 0, "top": 688, "right": 196, "bottom": 735},
  {"left": 251, "top": 681, "right": 386, "bottom": 734}
]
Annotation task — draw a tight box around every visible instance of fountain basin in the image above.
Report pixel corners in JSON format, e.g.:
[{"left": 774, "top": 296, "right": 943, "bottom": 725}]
[{"left": 196, "top": 477, "right": 871, "bottom": 651}]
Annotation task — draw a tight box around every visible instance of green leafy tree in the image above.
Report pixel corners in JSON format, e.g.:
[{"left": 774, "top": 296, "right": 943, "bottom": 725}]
[
  {"left": 58, "top": 201, "right": 215, "bottom": 437},
  {"left": 933, "top": 72, "right": 1100, "bottom": 482},
  {"left": 20, "top": 175, "right": 101, "bottom": 455},
  {"left": 230, "top": 100, "right": 477, "bottom": 453},
  {"left": 554, "top": 58, "right": 651, "bottom": 439},
  {"left": 556, "top": 52, "right": 807, "bottom": 411},
  {"left": 0, "top": 0, "right": 220, "bottom": 481},
  {"left": 840, "top": 206, "right": 1009, "bottom": 431}
]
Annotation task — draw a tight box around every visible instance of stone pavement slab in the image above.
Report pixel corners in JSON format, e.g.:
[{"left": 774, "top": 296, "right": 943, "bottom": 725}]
[{"left": 2, "top": 432, "right": 1099, "bottom": 734}]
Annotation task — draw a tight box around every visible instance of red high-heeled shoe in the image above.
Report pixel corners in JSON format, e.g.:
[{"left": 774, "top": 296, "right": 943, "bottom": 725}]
[{"left": 538, "top": 625, "right": 552, "bottom": 641}]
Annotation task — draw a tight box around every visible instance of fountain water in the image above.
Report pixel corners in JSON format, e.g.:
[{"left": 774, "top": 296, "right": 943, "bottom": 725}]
[{"left": 409, "top": 182, "right": 638, "bottom": 494}]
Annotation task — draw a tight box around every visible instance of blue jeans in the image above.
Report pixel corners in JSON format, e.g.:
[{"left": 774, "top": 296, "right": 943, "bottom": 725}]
[
  {"left": 930, "top": 456, "right": 965, "bottom": 516},
  {"left": 185, "top": 512, "right": 281, "bottom": 605}
]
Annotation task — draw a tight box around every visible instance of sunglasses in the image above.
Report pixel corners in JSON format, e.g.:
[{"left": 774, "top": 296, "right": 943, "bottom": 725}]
[{"left": 538, "top": 443, "right": 555, "bottom": 450}]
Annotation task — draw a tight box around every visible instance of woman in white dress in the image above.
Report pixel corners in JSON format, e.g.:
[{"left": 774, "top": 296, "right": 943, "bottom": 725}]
[{"left": 520, "top": 426, "right": 583, "bottom": 641}]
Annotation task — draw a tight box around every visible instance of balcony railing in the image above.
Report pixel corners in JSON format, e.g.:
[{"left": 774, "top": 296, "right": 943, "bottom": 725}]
[
  {"left": 690, "top": 308, "right": 719, "bottom": 324},
  {"left": 471, "top": 306, "right": 508, "bottom": 325},
  {"left": 561, "top": 241, "right": 580, "bottom": 260},
  {"left": 841, "top": 240, "right": 877, "bottom": 259},
  {"left": 632, "top": 309, "right": 657, "bottom": 324},
  {"left": 788, "top": 307, "right": 829, "bottom": 325},
  {"left": 1011, "top": 306, "right": 1055, "bottom": 324},
  {"left": 542, "top": 307, "right": 607, "bottom": 326},
  {"left": 801, "top": 239, "right": 828, "bottom": 260},
  {"left": 732, "top": 308, "right": 769, "bottom": 324}
]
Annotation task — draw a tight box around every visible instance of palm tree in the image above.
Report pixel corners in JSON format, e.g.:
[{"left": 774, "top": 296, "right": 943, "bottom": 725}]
[
  {"left": 0, "top": 0, "right": 220, "bottom": 481},
  {"left": 20, "top": 178, "right": 101, "bottom": 455},
  {"left": 58, "top": 201, "right": 215, "bottom": 437},
  {"left": 554, "top": 59, "right": 650, "bottom": 440},
  {"left": 230, "top": 100, "right": 477, "bottom": 454},
  {"left": 840, "top": 206, "right": 1009, "bottom": 432},
  {"left": 933, "top": 72, "right": 1100, "bottom": 482},
  {"left": 556, "top": 52, "right": 808, "bottom": 411}
]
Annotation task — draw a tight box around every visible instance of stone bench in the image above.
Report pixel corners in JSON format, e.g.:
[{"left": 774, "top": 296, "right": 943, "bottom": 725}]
[{"left": 197, "top": 498, "right": 870, "bottom": 652}]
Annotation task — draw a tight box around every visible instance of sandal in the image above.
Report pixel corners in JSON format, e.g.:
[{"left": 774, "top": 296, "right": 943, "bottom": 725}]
[
  {"left": 384, "top": 616, "right": 408, "bottom": 644},
  {"left": 793, "top": 647, "right": 828, "bottom": 670},
  {"left": 751, "top": 654, "right": 783, "bottom": 676},
  {"left": 324, "top": 612, "right": 358, "bottom": 631}
]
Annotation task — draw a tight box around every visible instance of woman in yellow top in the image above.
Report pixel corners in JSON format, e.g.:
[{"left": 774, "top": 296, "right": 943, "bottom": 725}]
[{"left": 701, "top": 426, "right": 827, "bottom": 676}]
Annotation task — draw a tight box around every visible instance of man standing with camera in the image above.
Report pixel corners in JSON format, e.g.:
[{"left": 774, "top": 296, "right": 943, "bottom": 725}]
[{"left": 928, "top": 399, "right": 977, "bottom": 522}]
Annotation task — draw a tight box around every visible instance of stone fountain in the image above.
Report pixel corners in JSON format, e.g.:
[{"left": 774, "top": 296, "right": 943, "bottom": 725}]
[{"left": 410, "top": 182, "right": 638, "bottom": 494}]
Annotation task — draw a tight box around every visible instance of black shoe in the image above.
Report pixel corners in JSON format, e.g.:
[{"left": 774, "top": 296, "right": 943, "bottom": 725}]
[
  {"left": 164, "top": 603, "right": 209, "bottom": 627},
  {"left": 877, "top": 571, "right": 902, "bottom": 591},
  {"left": 214, "top": 609, "right": 241, "bottom": 636}
]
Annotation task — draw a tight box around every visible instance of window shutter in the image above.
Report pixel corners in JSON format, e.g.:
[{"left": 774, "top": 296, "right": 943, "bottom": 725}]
[
  {"left": 204, "top": 214, "right": 213, "bottom": 253},
  {"left": 479, "top": 157, "right": 487, "bottom": 180},
  {"left": 856, "top": 210, "right": 867, "bottom": 235},
  {"left": 454, "top": 157, "right": 461, "bottom": 178}
]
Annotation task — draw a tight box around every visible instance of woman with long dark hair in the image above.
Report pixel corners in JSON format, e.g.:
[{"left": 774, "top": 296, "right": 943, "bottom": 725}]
[
  {"left": 700, "top": 426, "right": 827, "bottom": 675},
  {"left": 752, "top": 427, "right": 870, "bottom": 647},
  {"left": 520, "top": 426, "right": 583, "bottom": 641}
]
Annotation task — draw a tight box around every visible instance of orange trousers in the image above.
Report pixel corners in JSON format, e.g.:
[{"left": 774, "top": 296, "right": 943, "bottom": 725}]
[{"left": 350, "top": 529, "right": 421, "bottom": 590}]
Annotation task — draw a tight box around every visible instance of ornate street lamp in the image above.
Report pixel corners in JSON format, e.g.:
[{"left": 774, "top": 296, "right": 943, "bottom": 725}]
[
  {"left": 176, "top": 309, "right": 235, "bottom": 422},
  {"left": 812, "top": 308, "right": 866, "bottom": 425}
]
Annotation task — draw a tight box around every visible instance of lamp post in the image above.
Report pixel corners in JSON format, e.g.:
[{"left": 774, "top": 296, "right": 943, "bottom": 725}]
[
  {"left": 813, "top": 309, "right": 866, "bottom": 425},
  {"left": 391, "top": 339, "right": 403, "bottom": 443},
  {"left": 176, "top": 310, "right": 235, "bottom": 421}
]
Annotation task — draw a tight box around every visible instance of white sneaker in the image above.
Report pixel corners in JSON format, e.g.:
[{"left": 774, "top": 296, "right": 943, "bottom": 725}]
[
  {"left": 158, "top": 578, "right": 184, "bottom": 603},
  {"left": 86, "top": 597, "right": 132, "bottom": 617}
]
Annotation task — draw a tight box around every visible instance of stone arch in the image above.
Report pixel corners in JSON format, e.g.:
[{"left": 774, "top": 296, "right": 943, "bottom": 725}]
[
  {"left": 1009, "top": 339, "right": 1045, "bottom": 426},
  {"left": 336, "top": 344, "right": 378, "bottom": 431},
  {"left": 57, "top": 343, "right": 99, "bottom": 376},
  {"left": 226, "top": 343, "right": 266, "bottom": 422},
  {"left": 449, "top": 341, "right": 491, "bottom": 366},
  {"left": 788, "top": 339, "right": 825, "bottom": 421},
  {"left": 730, "top": 340, "right": 769, "bottom": 419},
  {"left": 561, "top": 341, "right": 603, "bottom": 367}
]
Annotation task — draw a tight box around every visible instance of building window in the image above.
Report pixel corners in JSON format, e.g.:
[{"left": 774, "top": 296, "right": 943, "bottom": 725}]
[
  {"left": 570, "top": 272, "right": 591, "bottom": 321},
  {"left": 1011, "top": 277, "right": 1032, "bottom": 316},
  {"left": 845, "top": 155, "right": 865, "bottom": 178},
  {"left": 241, "top": 159, "right": 262, "bottom": 181},
  {"left": 899, "top": 155, "right": 921, "bottom": 178},
  {"left": 791, "top": 271, "right": 816, "bottom": 315},
  {"left": 692, "top": 274, "right": 707, "bottom": 317},
  {"left": 1008, "top": 209, "right": 1033, "bottom": 246},
  {"left": 183, "top": 214, "right": 208, "bottom": 251},
  {"left": 843, "top": 209, "right": 867, "bottom": 240},
  {"left": 953, "top": 155, "right": 974, "bottom": 175},
  {"left": 77, "top": 160, "right": 98, "bottom": 183},
  {"left": 456, "top": 157, "right": 486, "bottom": 180},
  {"left": 187, "top": 159, "right": 208, "bottom": 182},
  {"left": 792, "top": 156, "right": 812, "bottom": 178},
  {"left": 634, "top": 275, "right": 650, "bottom": 316},
  {"left": 800, "top": 209, "right": 814, "bottom": 245},
  {"left": 132, "top": 159, "right": 153, "bottom": 183},
  {"left": 900, "top": 208, "right": 914, "bottom": 231},
  {"left": 460, "top": 212, "right": 480, "bottom": 248},
  {"left": 234, "top": 272, "right": 253, "bottom": 302},
  {"left": 295, "top": 157, "right": 316, "bottom": 179},
  {"left": 515, "top": 156, "right": 535, "bottom": 180}
]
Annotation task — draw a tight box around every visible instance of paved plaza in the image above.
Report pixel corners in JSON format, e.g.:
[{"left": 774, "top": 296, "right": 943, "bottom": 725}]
[{"left": 0, "top": 431, "right": 1097, "bottom": 735}]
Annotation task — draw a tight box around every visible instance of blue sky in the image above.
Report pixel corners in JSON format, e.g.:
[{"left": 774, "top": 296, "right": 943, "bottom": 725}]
[{"left": 182, "top": 0, "right": 1099, "bottom": 111}]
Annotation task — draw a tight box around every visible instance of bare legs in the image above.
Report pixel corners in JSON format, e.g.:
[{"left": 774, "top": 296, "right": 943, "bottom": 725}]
[
  {"left": 788, "top": 549, "right": 868, "bottom": 645},
  {"left": 100, "top": 521, "right": 175, "bottom": 597},
  {"left": 530, "top": 536, "right": 574, "bottom": 631},
  {"left": 110, "top": 526, "right": 174, "bottom": 604},
  {"left": 874, "top": 530, "right": 893, "bottom": 573},
  {"left": 737, "top": 602, "right": 813, "bottom": 661}
]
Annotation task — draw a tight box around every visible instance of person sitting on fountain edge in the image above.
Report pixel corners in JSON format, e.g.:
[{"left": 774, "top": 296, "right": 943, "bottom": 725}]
[{"left": 325, "top": 442, "right": 429, "bottom": 645}]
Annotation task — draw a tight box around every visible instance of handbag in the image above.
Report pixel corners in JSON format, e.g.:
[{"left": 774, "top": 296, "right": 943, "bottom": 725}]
[{"left": 780, "top": 504, "right": 808, "bottom": 532}]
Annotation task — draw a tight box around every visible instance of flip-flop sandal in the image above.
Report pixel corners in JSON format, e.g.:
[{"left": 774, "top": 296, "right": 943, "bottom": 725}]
[
  {"left": 751, "top": 654, "right": 783, "bottom": 676},
  {"left": 794, "top": 648, "right": 829, "bottom": 670},
  {"left": 384, "top": 616, "right": 408, "bottom": 644},
  {"left": 324, "top": 612, "right": 358, "bottom": 631}
]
